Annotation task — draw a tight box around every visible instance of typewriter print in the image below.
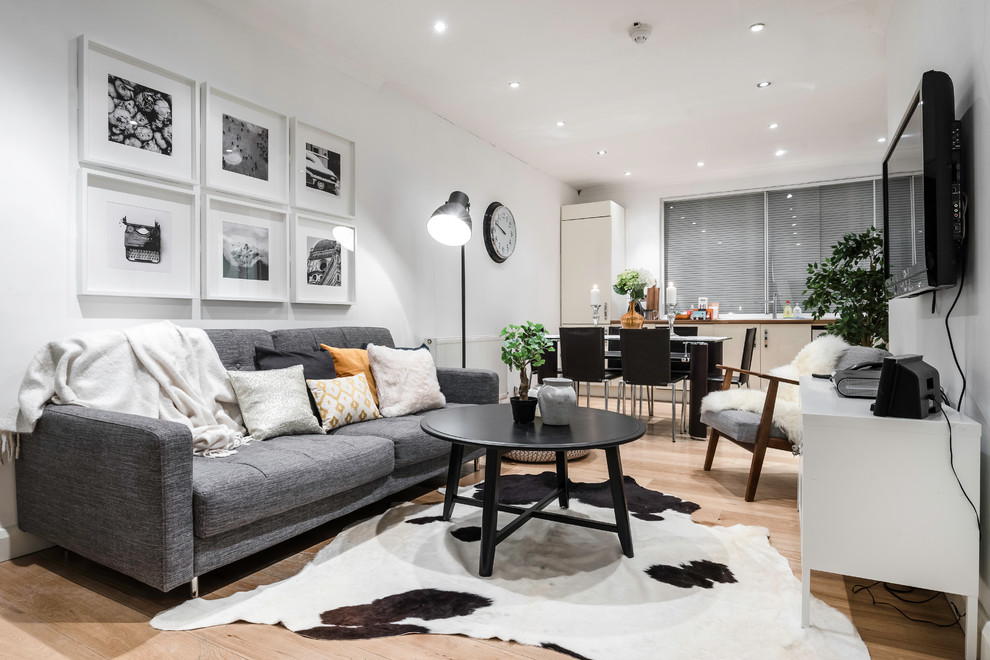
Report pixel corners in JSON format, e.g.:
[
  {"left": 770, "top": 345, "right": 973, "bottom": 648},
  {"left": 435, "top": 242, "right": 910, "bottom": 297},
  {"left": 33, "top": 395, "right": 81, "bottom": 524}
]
[{"left": 106, "top": 201, "right": 172, "bottom": 273}]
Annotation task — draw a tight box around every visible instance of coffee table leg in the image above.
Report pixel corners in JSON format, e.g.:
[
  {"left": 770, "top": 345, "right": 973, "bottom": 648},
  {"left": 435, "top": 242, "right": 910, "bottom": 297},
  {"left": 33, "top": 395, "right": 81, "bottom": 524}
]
[
  {"left": 479, "top": 447, "right": 502, "bottom": 577},
  {"left": 555, "top": 451, "right": 570, "bottom": 508},
  {"left": 605, "top": 447, "right": 634, "bottom": 558},
  {"left": 442, "top": 443, "right": 465, "bottom": 522}
]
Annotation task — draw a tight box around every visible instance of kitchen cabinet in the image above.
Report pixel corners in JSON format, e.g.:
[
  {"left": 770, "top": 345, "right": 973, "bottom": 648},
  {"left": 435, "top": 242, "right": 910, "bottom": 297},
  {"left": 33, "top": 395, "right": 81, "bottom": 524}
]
[{"left": 560, "top": 201, "right": 625, "bottom": 326}]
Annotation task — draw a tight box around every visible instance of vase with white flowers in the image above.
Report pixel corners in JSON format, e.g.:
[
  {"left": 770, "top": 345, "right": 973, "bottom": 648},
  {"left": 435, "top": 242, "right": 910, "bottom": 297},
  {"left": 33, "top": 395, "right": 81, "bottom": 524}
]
[{"left": 613, "top": 268, "right": 656, "bottom": 329}]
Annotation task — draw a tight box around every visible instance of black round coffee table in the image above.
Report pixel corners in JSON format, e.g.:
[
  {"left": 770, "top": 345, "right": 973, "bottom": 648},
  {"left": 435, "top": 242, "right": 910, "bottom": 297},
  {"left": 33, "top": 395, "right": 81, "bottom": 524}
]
[{"left": 421, "top": 404, "right": 646, "bottom": 577}]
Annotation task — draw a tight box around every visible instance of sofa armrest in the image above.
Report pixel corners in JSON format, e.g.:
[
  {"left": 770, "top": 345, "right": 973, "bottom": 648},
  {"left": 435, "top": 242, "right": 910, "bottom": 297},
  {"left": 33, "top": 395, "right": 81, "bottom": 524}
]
[
  {"left": 15, "top": 405, "right": 195, "bottom": 592},
  {"left": 436, "top": 367, "right": 499, "bottom": 404}
]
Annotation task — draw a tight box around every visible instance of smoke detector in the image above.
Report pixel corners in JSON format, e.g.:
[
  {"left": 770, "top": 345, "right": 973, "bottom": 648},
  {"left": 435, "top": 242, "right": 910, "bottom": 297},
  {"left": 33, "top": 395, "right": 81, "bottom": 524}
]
[{"left": 629, "top": 21, "right": 653, "bottom": 44}]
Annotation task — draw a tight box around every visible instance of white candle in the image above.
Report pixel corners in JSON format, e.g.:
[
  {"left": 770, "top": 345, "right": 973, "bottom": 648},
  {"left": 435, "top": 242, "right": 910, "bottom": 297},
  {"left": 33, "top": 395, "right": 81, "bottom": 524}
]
[
  {"left": 590, "top": 285, "right": 601, "bottom": 306},
  {"left": 666, "top": 282, "right": 677, "bottom": 306}
]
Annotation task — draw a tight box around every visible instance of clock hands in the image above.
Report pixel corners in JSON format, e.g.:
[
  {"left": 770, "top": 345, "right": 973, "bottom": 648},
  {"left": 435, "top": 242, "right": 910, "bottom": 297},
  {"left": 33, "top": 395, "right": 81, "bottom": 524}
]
[{"left": 494, "top": 220, "right": 507, "bottom": 235}]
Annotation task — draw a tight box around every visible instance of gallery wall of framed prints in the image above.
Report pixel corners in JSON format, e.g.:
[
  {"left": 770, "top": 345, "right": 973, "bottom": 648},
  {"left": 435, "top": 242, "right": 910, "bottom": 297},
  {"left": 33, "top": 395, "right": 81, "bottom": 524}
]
[
  {"left": 290, "top": 212, "right": 356, "bottom": 305},
  {"left": 75, "top": 35, "right": 357, "bottom": 308}
]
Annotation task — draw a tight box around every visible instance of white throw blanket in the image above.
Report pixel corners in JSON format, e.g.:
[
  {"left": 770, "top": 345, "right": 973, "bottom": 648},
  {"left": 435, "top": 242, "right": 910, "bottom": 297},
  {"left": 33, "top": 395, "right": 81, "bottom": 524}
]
[
  {"left": 0, "top": 321, "right": 248, "bottom": 460},
  {"left": 701, "top": 334, "right": 849, "bottom": 445}
]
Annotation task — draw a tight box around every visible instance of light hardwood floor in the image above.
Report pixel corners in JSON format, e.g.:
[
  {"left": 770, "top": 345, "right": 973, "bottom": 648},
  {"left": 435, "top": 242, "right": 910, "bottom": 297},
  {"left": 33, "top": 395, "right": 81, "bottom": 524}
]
[{"left": 0, "top": 397, "right": 967, "bottom": 659}]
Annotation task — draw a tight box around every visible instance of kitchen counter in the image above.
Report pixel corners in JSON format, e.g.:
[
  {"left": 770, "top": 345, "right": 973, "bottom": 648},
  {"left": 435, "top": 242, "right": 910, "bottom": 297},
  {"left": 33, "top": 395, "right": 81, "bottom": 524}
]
[{"left": 611, "top": 318, "right": 834, "bottom": 325}]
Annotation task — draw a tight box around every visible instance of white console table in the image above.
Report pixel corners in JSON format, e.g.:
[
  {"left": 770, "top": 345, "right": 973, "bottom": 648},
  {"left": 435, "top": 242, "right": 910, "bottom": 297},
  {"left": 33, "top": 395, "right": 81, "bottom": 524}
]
[{"left": 800, "top": 376, "right": 981, "bottom": 659}]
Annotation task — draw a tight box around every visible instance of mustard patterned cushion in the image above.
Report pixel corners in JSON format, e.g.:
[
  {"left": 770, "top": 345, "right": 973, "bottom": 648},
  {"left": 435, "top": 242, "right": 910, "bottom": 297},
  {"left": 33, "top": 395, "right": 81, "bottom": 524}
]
[{"left": 307, "top": 373, "right": 382, "bottom": 430}]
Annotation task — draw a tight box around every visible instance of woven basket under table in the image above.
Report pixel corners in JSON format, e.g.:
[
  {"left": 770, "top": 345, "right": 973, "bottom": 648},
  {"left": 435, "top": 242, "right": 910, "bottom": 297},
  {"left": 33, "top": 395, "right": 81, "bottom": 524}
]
[{"left": 503, "top": 449, "right": 591, "bottom": 463}]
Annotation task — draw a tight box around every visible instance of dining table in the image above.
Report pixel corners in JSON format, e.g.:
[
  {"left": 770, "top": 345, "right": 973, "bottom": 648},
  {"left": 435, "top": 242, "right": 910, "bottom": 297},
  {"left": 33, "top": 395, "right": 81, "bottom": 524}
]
[{"left": 547, "top": 330, "right": 730, "bottom": 438}]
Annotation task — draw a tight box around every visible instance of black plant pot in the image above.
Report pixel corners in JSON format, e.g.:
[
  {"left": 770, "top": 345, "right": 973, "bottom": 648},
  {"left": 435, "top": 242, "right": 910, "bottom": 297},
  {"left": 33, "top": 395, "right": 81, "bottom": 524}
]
[{"left": 509, "top": 396, "right": 538, "bottom": 424}]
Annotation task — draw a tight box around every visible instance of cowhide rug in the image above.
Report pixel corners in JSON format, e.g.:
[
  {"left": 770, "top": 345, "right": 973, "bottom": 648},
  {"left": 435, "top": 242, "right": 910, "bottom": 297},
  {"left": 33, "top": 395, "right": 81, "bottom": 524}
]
[{"left": 151, "top": 473, "right": 868, "bottom": 659}]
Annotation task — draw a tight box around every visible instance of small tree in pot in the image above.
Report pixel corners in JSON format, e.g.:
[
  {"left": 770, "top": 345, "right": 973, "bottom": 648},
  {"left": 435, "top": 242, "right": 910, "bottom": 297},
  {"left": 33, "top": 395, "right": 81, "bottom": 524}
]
[
  {"left": 500, "top": 321, "right": 554, "bottom": 423},
  {"left": 803, "top": 226, "right": 888, "bottom": 348}
]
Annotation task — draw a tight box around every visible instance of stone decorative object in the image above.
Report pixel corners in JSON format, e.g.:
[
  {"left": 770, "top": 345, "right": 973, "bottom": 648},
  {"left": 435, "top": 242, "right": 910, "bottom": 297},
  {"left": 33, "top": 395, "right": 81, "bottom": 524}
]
[{"left": 538, "top": 377, "right": 578, "bottom": 425}]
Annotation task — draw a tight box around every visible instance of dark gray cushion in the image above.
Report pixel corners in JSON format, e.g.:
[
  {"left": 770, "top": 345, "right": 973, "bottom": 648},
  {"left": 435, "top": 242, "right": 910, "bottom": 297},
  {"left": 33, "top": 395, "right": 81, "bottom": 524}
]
[
  {"left": 205, "top": 329, "right": 275, "bottom": 371},
  {"left": 192, "top": 433, "right": 394, "bottom": 538},
  {"left": 835, "top": 345, "right": 892, "bottom": 371},
  {"left": 435, "top": 367, "right": 499, "bottom": 404},
  {"left": 701, "top": 408, "right": 793, "bottom": 446},
  {"left": 272, "top": 327, "right": 395, "bottom": 352},
  {"left": 330, "top": 405, "right": 473, "bottom": 468}
]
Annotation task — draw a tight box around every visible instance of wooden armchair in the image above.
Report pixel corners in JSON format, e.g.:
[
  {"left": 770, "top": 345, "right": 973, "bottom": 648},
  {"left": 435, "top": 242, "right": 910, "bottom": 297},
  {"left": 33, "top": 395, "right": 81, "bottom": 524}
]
[{"left": 701, "top": 365, "right": 800, "bottom": 502}]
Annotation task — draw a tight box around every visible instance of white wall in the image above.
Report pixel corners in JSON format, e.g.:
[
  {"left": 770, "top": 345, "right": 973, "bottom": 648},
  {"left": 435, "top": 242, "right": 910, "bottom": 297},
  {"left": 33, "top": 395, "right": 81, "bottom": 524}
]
[
  {"left": 885, "top": 0, "right": 990, "bottom": 625},
  {"left": 0, "top": 0, "right": 576, "bottom": 559}
]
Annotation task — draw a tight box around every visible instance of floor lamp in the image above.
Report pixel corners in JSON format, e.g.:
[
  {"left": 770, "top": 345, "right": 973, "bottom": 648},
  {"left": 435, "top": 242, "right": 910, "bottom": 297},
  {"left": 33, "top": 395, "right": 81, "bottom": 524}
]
[{"left": 427, "top": 191, "right": 472, "bottom": 368}]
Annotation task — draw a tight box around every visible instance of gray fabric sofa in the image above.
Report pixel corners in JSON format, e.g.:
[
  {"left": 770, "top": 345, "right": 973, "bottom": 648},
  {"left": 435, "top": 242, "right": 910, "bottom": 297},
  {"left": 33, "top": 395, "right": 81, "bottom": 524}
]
[{"left": 15, "top": 326, "right": 496, "bottom": 594}]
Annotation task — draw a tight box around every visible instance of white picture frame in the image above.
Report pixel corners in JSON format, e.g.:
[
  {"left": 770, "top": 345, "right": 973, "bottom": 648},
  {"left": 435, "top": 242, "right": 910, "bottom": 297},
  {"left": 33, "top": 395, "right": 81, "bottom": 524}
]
[
  {"left": 202, "top": 195, "right": 288, "bottom": 302},
  {"left": 290, "top": 119, "right": 355, "bottom": 218},
  {"left": 78, "top": 36, "right": 198, "bottom": 184},
  {"left": 79, "top": 169, "right": 197, "bottom": 298},
  {"left": 202, "top": 85, "right": 288, "bottom": 204},
  {"left": 290, "top": 212, "right": 356, "bottom": 305}
]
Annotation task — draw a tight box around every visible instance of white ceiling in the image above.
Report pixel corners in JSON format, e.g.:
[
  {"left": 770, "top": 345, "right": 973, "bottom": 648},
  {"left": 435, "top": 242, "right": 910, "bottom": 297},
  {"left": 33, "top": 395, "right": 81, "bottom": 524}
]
[{"left": 203, "top": 0, "right": 894, "bottom": 192}]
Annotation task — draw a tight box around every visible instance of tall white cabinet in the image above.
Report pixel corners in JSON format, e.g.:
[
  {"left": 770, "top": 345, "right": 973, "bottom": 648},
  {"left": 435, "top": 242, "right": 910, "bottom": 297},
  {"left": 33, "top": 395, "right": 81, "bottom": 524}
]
[{"left": 560, "top": 201, "right": 625, "bottom": 326}]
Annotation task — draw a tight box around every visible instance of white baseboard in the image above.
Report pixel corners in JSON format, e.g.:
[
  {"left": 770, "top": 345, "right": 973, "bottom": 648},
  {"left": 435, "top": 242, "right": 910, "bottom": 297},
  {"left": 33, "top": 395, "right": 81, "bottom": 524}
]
[{"left": 0, "top": 525, "right": 53, "bottom": 562}]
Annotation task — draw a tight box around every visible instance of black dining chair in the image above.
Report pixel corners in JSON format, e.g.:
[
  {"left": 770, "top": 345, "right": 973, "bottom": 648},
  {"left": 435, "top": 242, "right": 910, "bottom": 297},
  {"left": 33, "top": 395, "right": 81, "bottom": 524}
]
[
  {"left": 674, "top": 326, "right": 699, "bottom": 337},
  {"left": 536, "top": 345, "right": 558, "bottom": 384},
  {"left": 559, "top": 327, "right": 622, "bottom": 409},
  {"left": 708, "top": 326, "right": 758, "bottom": 389},
  {"left": 617, "top": 327, "right": 687, "bottom": 440}
]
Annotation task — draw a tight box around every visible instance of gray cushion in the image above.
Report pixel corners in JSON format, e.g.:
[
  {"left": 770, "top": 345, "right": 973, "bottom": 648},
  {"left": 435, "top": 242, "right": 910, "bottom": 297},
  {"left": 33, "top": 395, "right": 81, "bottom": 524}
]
[
  {"left": 701, "top": 408, "right": 793, "bottom": 446},
  {"left": 205, "top": 329, "right": 275, "bottom": 371},
  {"left": 272, "top": 327, "right": 395, "bottom": 352},
  {"left": 835, "top": 345, "right": 892, "bottom": 371},
  {"left": 192, "top": 433, "right": 394, "bottom": 538}
]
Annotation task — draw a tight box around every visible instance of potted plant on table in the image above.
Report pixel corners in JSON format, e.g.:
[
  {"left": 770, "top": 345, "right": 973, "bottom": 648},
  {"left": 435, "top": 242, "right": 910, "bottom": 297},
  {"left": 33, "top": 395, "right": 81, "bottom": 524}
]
[
  {"left": 500, "top": 321, "right": 554, "bottom": 423},
  {"left": 613, "top": 268, "right": 656, "bottom": 329}
]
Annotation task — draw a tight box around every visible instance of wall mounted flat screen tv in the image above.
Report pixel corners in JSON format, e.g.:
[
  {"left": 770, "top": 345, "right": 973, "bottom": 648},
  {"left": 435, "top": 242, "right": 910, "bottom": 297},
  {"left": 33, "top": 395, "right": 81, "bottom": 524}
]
[{"left": 882, "top": 70, "right": 963, "bottom": 299}]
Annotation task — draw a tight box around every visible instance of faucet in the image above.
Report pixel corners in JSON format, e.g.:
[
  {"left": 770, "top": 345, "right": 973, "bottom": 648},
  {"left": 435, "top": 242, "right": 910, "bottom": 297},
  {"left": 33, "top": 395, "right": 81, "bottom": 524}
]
[{"left": 755, "top": 295, "right": 778, "bottom": 319}]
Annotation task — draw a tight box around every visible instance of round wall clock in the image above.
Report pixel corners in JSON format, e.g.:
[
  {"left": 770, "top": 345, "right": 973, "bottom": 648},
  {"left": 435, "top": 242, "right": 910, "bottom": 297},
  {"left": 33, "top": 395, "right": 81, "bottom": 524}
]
[{"left": 483, "top": 202, "right": 516, "bottom": 263}]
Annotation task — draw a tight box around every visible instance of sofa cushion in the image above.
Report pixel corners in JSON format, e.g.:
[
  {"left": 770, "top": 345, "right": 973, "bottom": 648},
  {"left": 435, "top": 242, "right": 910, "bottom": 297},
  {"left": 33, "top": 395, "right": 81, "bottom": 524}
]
[
  {"left": 272, "top": 327, "right": 395, "bottom": 352},
  {"left": 192, "top": 433, "right": 395, "bottom": 538},
  {"left": 228, "top": 366, "right": 324, "bottom": 441},
  {"left": 205, "top": 329, "right": 275, "bottom": 371},
  {"left": 367, "top": 343, "right": 445, "bottom": 417},
  {"left": 322, "top": 345, "right": 379, "bottom": 404},
  {"left": 255, "top": 346, "right": 336, "bottom": 380},
  {"left": 308, "top": 374, "right": 382, "bottom": 430},
  {"left": 330, "top": 403, "right": 473, "bottom": 468}
]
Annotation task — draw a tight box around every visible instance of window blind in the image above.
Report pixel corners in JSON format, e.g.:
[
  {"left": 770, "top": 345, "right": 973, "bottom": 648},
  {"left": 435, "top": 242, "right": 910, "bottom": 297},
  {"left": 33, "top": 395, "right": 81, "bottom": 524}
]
[
  {"left": 665, "top": 179, "right": 877, "bottom": 312},
  {"left": 664, "top": 193, "right": 765, "bottom": 314}
]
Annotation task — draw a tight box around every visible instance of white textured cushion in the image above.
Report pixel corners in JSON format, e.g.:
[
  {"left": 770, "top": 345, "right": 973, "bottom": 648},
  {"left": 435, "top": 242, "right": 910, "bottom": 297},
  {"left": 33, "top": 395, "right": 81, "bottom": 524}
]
[
  {"left": 366, "top": 344, "right": 446, "bottom": 417},
  {"left": 228, "top": 365, "right": 323, "bottom": 441},
  {"left": 307, "top": 374, "right": 382, "bottom": 429}
]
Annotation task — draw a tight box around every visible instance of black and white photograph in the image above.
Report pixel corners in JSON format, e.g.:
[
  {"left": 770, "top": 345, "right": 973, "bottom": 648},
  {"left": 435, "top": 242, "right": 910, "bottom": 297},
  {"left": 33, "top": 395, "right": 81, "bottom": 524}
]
[
  {"left": 222, "top": 220, "right": 270, "bottom": 281},
  {"left": 80, "top": 39, "right": 197, "bottom": 183},
  {"left": 107, "top": 74, "right": 173, "bottom": 155},
  {"left": 290, "top": 120, "right": 355, "bottom": 216},
  {"left": 222, "top": 114, "right": 269, "bottom": 181},
  {"left": 306, "top": 235, "right": 341, "bottom": 286},
  {"left": 106, "top": 200, "right": 172, "bottom": 273},
  {"left": 304, "top": 143, "right": 341, "bottom": 196}
]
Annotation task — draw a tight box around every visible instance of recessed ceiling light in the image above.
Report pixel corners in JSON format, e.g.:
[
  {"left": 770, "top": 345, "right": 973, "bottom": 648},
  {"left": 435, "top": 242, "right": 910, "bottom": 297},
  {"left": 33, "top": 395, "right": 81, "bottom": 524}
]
[
  {"left": 509, "top": 81, "right": 520, "bottom": 89},
  {"left": 624, "top": 171, "right": 632, "bottom": 176},
  {"left": 757, "top": 81, "right": 772, "bottom": 88},
  {"left": 796, "top": 243, "right": 802, "bottom": 246},
  {"left": 692, "top": 222, "right": 696, "bottom": 225},
  {"left": 877, "top": 137, "right": 887, "bottom": 143},
  {"left": 696, "top": 161, "right": 705, "bottom": 167},
  {"left": 786, "top": 193, "right": 793, "bottom": 198},
  {"left": 792, "top": 215, "right": 796, "bottom": 218},
  {"left": 556, "top": 120, "right": 566, "bottom": 127},
  {"left": 749, "top": 23, "right": 766, "bottom": 32},
  {"left": 597, "top": 149, "right": 607, "bottom": 156},
  {"left": 792, "top": 223, "right": 797, "bottom": 227},
  {"left": 775, "top": 149, "right": 787, "bottom": 156},
  {"left": 433, "top": 21, "right": 447, "bottom": 33},
  {"left": 768, "top": 122, "right": 779, "bottom": 129},
  {"left": 701, "top": 229, "right": 706, "bottom": 233}
]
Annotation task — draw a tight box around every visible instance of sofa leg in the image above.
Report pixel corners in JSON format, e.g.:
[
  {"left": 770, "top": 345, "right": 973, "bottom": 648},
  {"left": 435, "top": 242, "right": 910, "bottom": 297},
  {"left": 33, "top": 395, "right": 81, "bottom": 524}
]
[
  {"left": 190, "top": 576, "right": 199, "bottom": 599},
  {"left": 703, "top": 428, "right": 720, "bottom": 471}
]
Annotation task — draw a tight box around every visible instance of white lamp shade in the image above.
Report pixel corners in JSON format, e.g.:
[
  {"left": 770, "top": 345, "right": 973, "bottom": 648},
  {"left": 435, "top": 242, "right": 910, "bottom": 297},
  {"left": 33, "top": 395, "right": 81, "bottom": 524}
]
[{"left": 427, "top": 212, "right": 472, "bottom": 246}]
